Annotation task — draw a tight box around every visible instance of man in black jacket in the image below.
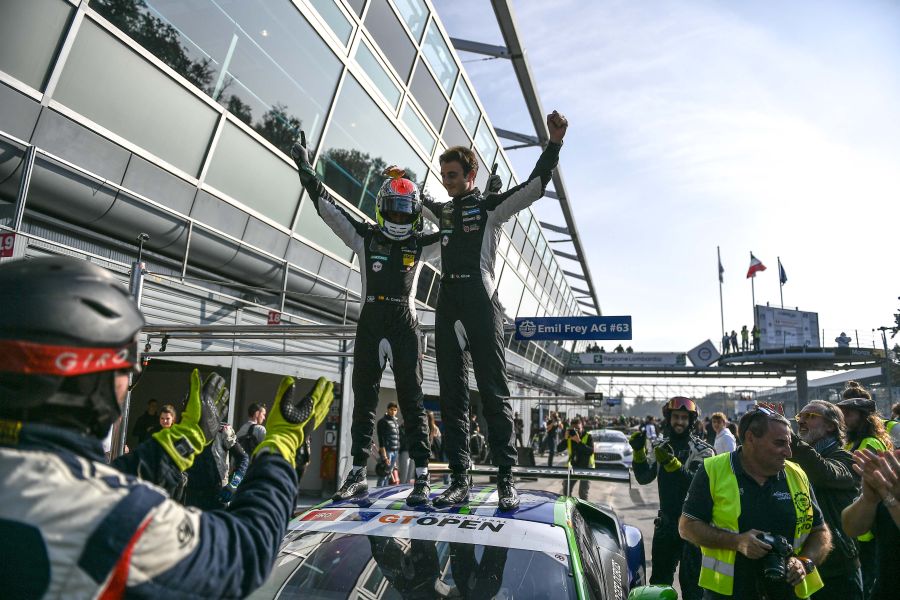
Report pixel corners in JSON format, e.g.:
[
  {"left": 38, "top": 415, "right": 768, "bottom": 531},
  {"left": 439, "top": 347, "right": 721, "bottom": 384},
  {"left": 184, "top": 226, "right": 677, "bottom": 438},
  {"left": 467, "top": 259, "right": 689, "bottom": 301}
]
[
  {"left": 377, "top": 403, "right": 401, "bottom": 487},
  {"left": 791, "top": 400, "right": 862, "bottom": 600},
  {"left": 421, "top": 111, "right": 568, "bottom": 510},
  {"left": 631, "top": 397, "right": 713, "bottom": 600}
]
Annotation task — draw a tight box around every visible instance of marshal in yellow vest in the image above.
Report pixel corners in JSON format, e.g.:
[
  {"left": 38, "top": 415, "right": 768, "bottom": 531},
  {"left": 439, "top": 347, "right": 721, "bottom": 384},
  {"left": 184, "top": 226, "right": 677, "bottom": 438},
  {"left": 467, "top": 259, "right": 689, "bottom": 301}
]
[{"left": 697, "top": 453, "right": 824, "bottom": 598}]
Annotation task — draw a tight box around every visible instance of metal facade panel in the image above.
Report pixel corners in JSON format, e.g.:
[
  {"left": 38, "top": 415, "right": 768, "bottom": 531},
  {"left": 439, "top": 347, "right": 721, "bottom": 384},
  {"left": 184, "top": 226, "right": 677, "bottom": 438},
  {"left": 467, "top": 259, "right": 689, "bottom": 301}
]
[
  {"left": 31, "top": 109, "right": 131, "bottom": 184},
  {"left": 28, "top": 157, "right": 118, "bottom": 222},
  {"left": 243, "top": 216, "right": 289, "bottom": 258},
  {"left": 0, "top": 82, "right": 42, "bottom": 141},
  {"left": 190, "top": 190, "right": 249, "bottom": 239},
  {"left": 121, "top": 154, "right": 197, "bottom": 216}
]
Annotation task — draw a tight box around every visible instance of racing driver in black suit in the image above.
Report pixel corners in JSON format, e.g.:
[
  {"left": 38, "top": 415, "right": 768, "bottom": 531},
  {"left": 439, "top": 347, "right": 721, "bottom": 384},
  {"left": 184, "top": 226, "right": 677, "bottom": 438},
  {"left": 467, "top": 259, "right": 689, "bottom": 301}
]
[
  {"left": 421, "top": 111, "right": 568, "bottom": 510},
  {"left": 292, "top": 132, "right": 439, "bottom": 506}
]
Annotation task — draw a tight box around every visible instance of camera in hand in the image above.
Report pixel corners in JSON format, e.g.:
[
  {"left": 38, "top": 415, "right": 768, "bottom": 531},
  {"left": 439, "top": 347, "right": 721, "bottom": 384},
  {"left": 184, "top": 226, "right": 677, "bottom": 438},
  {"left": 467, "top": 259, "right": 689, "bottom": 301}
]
[
  {"left": 567, "top": 428, "right": 577, "bottom": 437},
  {"left": 755, "top": 533, "right": 794, "bottom": 581}
]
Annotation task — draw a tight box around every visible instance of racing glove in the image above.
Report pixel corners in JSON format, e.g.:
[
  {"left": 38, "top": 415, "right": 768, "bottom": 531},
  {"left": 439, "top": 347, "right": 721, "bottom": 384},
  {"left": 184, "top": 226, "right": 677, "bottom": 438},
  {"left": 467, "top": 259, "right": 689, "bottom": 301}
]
[
  {"left": 629, "top": 431, "right": 647, "bottom": 462},
  {"left": 290, "top": 130, "right": 317, "bottom": 185},
  {"left": 253, "top": 376, "right": 334, "bottom": 467},
  {"left": 654, "top": 444, "right": 682, "bottom": 473},
  {"left": 217, "top": 471, "right": 243, "bottom": 504},
  {"left": 153, "top": 369, "right": 227, "bottom": 471},
  {"left": 485, "top": 163, "right": 502, "bottom": 195}
]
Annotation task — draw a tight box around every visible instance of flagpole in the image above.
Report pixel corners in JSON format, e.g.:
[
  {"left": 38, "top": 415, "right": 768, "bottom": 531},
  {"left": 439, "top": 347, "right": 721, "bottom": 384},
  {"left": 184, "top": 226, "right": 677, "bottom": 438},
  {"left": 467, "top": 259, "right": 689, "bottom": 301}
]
[
  {"left": 718, "top": 246, "right": 725, "bottom": 348},
  {"left": 750, "top": 251, "right": 756, "bottom": 313},
  {"left": 778, "top": 256, "right": 784, "bottom": 308}
]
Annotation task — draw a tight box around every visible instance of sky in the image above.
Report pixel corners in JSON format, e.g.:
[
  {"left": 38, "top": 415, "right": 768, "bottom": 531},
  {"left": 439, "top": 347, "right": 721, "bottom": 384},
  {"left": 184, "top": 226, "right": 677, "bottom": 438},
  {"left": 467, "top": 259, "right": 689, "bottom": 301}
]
[{"left": 437, "top": 0, "right": 900, "bottom": 357}]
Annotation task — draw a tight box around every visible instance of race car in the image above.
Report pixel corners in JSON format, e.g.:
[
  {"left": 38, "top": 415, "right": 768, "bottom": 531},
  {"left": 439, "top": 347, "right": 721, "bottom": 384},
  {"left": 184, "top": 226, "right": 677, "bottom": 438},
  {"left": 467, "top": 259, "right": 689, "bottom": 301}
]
[{"left": 248, "top": 471, "right": 675, "bottom": 599}]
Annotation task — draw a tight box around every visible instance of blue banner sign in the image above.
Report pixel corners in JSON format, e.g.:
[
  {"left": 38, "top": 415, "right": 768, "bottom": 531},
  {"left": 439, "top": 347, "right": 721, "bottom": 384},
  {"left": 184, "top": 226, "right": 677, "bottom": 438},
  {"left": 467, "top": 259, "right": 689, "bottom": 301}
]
[{"left": 514, "top": 316, "right": 632, "bottom": 341}]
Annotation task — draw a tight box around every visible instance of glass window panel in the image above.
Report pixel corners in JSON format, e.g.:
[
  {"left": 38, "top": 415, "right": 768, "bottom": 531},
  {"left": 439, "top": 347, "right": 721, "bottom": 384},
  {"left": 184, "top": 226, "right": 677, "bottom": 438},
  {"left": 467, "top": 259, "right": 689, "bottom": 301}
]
[
  {"left": 421, "top": 21, "right": 457, "bottom": 95},
  {"left": 510, "top": 222, "right": 526, "bottom": 250},
  {"left": 474, "top": 153, "right": 489, "bottom": 191},
  {"left": 294, "top": 195, "right": 354, "bottom": 261},
  {"left": 529, "top": 250, "right": 541, "bottom": 273},
  {"left": 409, "top": 59, "right": 447, "bottom": 130},
  {"left": 392, "top": 0, "right": 428, "bottom": 41},
  {"left": 502, "top": 216, "right": 515, "bottom": 236},
  {"left": 54, "top": 20, "right": 218, "bottom": 175},
  {"left": 347, "top": 0, "right": 366, "bottom": 16},
  {"left": 401, "top": 102, "right": 436, "bottom": 155},
  {"left": 496, "top": 264, "right": 524, "bottom": 318},
  {"left": 516, "top": 255, "right": 529, "bottom": 279},
  {"left": 364, "top": 0, "right": 416, "bottom": 81},
  {"left": 474, "top": 118, "right": 498, "bottom": 165},
  {"left": 519, "top": 289, "right": 538, "bottom": 318},
  {"left": 354, "top": 39, "right": 401, "bottom": 108},
  {"left": 416, "top": 266, "right": 434, "bottom": 303},
  {"left": 493, "top": 154, "right": 512, "bottom": 194},
  {"left": 441, "top": 109, "right": 469, "bottom": 149},
  {"left": 526, "top": 270, "right": 536, "bottom": 290},
  {"left": 520, "top": 241, "right": 534, "bottom": 266},
  {"left": 498, "top": 232, "right": 509, "bottom": 256},
  {"left": 317, "top": 74, "right": 426, "bottom": 218},
  {"left": 535, "top": 233, "right": 547, "bottom": 258},
  {"left": 451, "top": 79, "right": 479, "bottom": 134},
  {"left": 91, "top": 0, "right": 341, "bottom": 156},
  {"left": 0, "top": 0, "right": 72, "bottom": 91},
  {"left": 205, "top": 120, "right": 301, "bottom": 226},
  {"left": 517, "top": 209, "right": 531, "bottom": 232},
  {"left": 526, "top": 213, "right": 540, "bottom": 244},
  {"left": 309, "top": 0, "right": 354, "bottom": 44}
]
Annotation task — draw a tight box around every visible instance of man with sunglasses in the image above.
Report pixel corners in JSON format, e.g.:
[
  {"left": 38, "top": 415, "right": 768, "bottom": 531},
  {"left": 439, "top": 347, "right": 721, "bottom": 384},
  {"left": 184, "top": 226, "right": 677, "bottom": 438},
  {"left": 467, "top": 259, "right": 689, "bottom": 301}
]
[
  {"left": 630, "top": 397, "right": 714, "bottom": 599},
  {"left": 0, "top": 256, "right": 335, "bottom": 598},
  {"left": 680, "top": 405, "right": 832, "bottom": 599},
  {"left": 790, "top": 401, "right": 862, "bottom": 600},
  {"left": 292, "top": 133, "right": 439, "bottom": 506}
]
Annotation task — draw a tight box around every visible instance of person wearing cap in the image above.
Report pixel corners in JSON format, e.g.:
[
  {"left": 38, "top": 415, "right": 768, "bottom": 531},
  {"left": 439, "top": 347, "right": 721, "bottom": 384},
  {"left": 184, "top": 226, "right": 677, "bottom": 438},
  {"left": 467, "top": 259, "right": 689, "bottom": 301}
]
[
  {"left": 835, "top": 381, "right": 893, "bottom": 598},
  {"left": 791, "top": 401, "right": 862, "bottom": 600},
  {"left": 679, "top": 404, "right": 832, "bottom": 600},
  {"left": 291, "top": 132, "right": 439, "bottom": 506},
  {"left": 841, "top": 448, "right": 900, "bottom": 600},
  {"left": 630, "top": 397, "right": 714, "bottom": 599},
  {"left": 0, "top": 256, "right": 334, "bottom": 598}
]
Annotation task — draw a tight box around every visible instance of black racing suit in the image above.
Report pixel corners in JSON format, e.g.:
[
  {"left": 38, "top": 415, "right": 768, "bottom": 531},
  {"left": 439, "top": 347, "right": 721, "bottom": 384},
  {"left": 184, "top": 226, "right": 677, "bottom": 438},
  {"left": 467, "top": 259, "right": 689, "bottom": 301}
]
[
  {"left": 423, "top": 142, "right": 561, "bottom": 470},
  {"left": 633, "top": 430, "right": 714, "bottom": 600},
  {"left": 302, "top": 176, "right": 439, "bottom": 470}
]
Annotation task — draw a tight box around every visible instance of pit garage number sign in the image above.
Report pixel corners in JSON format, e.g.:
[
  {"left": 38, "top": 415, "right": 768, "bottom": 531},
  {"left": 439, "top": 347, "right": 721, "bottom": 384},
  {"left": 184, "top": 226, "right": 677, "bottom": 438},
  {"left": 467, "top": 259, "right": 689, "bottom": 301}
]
[
  {"left": 0, "top": 232, "right": 15, "bottom": 257},
  {"left": 514, "top": 316, "right": 632, "bottom": 341}
]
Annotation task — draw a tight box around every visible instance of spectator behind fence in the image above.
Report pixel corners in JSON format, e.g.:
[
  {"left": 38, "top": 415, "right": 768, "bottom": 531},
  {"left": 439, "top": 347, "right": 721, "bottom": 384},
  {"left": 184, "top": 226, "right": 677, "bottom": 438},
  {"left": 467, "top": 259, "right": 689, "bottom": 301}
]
[
  {"left": 711, "top": 413, "right": 737, "bottom": 454},
  {"left": 791, "top": 401, "right": 862, "bottom": 600}
]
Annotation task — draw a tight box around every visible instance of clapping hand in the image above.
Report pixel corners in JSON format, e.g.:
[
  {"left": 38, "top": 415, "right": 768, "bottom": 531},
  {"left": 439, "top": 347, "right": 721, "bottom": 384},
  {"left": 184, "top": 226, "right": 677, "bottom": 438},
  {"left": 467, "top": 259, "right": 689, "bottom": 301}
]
[{"left": 853, "top": 449, "right": 900, "bottom": 502}]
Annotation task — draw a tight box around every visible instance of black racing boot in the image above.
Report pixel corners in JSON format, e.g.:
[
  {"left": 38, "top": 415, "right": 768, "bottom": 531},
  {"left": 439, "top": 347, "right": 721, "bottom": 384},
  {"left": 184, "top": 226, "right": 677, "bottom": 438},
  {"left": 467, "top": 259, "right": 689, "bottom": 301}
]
[
  {"left": 497, "top": 471, "right": 519, "bottom": 511},
  {"left": 333, "top": 467, "right": 368, "bottom": 501},
  {"left": 433, "top": 472, "right": 470, "bottom": 507},
  {"left": 406, "top": 473, "right": 431, "bottom": 506}
]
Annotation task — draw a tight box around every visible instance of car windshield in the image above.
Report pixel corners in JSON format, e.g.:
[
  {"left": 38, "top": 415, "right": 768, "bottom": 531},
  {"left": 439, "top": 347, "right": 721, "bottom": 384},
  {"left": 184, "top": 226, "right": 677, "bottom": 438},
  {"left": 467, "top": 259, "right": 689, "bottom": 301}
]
[
  {"left": 590, "top": 430, "right": 627, "bottom": 443},
  {"left": 249, "top": 509, "right": 577, "bottom": 600}
]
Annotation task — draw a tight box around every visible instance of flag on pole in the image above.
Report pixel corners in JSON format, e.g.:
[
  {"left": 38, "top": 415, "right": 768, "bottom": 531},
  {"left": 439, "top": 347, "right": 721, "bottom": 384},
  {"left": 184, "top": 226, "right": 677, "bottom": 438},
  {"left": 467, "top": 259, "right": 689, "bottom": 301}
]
[
  {"left": 746, "top": 253, "right": 766, "bottom": 278},
  {"left": 778, "top": 258, "right": 787, "bottom": 285},
  {"left": 718, "top": 256, "right": 724, "bottom": 283}
]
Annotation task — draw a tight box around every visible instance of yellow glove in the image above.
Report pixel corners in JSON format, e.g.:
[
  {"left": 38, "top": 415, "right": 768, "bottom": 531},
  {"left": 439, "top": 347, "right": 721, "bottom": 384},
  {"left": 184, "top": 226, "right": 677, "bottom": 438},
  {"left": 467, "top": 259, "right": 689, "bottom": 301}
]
[
  {"left": 153, "top": 369, "right": 227, "bottom": 471},
  {"left": 629, "top": 431, "right": 648, "bottom": 463},
  {"left": 254, "top": 377, "right": 334, "bottom": 467},
  {"left": 654, "top": 445, "right": 682, "bottom": 473}
]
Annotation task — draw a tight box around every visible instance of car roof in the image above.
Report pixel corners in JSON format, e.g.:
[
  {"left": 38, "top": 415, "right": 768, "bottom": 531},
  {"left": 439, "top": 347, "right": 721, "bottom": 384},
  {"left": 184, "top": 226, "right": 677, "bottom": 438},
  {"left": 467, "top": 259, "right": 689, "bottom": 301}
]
[{"left": 306, "top": 484, "right": 565, "bottom": 526}]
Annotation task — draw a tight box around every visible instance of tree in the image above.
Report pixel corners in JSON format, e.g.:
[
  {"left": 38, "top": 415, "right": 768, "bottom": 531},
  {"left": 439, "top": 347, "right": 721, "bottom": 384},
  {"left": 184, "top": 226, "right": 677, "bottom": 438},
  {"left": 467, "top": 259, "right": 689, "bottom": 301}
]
[{"left": 254, "top": 104, "right": 302, "bottom": 157}]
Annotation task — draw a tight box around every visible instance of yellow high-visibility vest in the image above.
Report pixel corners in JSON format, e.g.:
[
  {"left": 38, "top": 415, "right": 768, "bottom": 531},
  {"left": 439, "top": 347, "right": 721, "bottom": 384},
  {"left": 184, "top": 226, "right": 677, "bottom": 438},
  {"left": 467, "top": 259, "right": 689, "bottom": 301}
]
[
  {"left": 566, "top": 433, "right": 595, "bottom": 468},
  {"left": 697, "top": 453, "right": 824, "bottom": 598}
]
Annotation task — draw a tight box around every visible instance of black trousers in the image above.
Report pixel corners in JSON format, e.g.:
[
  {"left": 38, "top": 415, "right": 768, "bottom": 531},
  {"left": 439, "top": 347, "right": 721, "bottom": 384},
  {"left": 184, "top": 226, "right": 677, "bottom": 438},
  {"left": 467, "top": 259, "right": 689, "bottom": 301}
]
[
  {"left": 435, "top": 283, "right": 516, "bottom": 470},
  {"left": 650, "top": 517, "right": 702, "bottom": 600},
  {"left": 350, "top": 305, "right": 429, "bottom": 468}
]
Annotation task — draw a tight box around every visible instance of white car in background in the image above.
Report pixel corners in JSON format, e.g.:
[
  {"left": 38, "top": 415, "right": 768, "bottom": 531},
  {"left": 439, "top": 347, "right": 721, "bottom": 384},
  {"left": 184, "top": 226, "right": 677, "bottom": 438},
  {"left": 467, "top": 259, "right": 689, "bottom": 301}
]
[{"left": 589, "top": 429, "right": 633, "bottom": 467}]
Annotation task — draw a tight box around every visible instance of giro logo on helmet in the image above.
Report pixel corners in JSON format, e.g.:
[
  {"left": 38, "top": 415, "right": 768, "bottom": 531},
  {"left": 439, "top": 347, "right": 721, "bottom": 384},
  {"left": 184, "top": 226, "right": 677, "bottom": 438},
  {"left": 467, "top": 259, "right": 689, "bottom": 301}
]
[{"left": 0, "top": 339, "right": 134, "bottom": 376}]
